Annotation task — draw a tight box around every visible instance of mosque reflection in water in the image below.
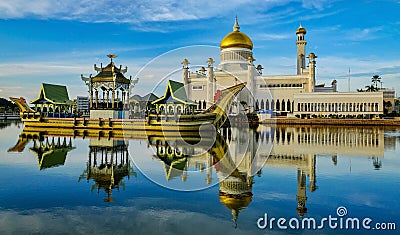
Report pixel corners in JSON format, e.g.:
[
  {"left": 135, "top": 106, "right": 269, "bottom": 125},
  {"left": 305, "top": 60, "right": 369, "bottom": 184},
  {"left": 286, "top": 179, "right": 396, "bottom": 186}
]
[
  {"left": 78, "top": 139, "right": 136, "bottom": 202},
  {"left": 8, "top": 133, "right": 136, "bottom": 202},
  {"left": 8, "top": 134, "right": 75, "bottom": 170},
  {"left": 9, "top": 125, "right": 386, "bottom": 226}
]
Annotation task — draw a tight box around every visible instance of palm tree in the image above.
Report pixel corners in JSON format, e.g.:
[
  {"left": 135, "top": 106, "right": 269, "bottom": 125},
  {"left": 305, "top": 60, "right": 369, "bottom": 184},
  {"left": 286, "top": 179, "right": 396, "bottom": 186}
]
[
  {"left": 365, "top": 85, "right": 377, "bottom": 92},
  {"left": 371, "top": 75, "right": 381, "bottom": 90}
]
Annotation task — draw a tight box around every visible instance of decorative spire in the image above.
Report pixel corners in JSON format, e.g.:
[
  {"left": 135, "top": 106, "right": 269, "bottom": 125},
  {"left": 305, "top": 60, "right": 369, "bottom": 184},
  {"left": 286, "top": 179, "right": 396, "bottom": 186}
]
[
  {"left": 107, "top": 54, "right": 117, "bottom": 63},
  {"left": 181, "top": 58, "right": 190, "bottom": 68},
  {"left": 233, "top": 15, "right": 240, "bottom": 32},
  {"left": 232, "top": 209, "right": 238, "bottom": 229},
  {"left": 207, "top": 57, "right": 214, "bottom": 67},
  {"left": 296, "top": 23, "right": 307, "bottom": 35}
]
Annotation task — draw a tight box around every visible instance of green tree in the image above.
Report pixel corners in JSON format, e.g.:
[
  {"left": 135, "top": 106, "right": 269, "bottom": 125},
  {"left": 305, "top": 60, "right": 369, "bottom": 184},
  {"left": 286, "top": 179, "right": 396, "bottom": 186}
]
[
  {"left": 383, "top": 100, "right": 393, "bottom": 115},
  {"left": 371, "top": 75, "right": 382, "bottom": 90},
  {"left": 365, "top": 85, "right": 377, "bottom": 92}
]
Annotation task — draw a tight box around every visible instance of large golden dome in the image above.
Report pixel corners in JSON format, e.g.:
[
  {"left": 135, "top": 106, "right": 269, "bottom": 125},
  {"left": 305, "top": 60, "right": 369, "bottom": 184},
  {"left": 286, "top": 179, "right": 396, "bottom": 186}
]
[{"left": 220, "top": 17, "right": 253, "bottom": 50}]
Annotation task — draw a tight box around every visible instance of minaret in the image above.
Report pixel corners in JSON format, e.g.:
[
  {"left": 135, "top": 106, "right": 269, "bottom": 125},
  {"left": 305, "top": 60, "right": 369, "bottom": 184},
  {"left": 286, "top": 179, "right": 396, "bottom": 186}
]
[
  {"left": 296, "top": 168, "right": 308, "bottom": 218},
  {"left": 296, "top": 24, "right": 307, "bottom": 75},
  {"left": 207, "top": 58, "right": 215, "bottom": 106},
  {"left": 307, "top": 52, "right": 317, "bottom": 92},
  {"left": 247, "top": 55, "right": 255, "bottom": 112},
  {"left": 181, "top": 58, "right": 190, "bottom": 99},
  {"left": 308, "top": 154, "right": 317, "bottom": 192}
]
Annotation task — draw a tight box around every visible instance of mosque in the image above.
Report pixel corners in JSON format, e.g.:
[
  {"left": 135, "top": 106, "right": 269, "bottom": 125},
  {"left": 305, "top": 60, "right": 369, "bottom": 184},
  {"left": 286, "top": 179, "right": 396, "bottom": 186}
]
[{"left": 182, "top": 17, "right": 383, "bottom": 119}]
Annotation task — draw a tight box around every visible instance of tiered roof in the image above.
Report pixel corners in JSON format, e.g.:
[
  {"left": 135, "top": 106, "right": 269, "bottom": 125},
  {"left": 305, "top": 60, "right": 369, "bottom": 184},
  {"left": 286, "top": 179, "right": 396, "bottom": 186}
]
[
  {"left": 152, "top": 80, "right": 196, "bottom": 105},
  {"left": 30, "top": 83, "right": 74, "bottom": 105},
  {"left": 91, "top": 61, "right": 130, "bottom": 84}
]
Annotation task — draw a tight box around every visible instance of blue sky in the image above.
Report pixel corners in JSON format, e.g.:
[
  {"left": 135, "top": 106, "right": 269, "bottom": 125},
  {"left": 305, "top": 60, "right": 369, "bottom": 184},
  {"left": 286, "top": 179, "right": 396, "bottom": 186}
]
[{"left": 0, "top": 0, "right": 399, "bottom": 100}]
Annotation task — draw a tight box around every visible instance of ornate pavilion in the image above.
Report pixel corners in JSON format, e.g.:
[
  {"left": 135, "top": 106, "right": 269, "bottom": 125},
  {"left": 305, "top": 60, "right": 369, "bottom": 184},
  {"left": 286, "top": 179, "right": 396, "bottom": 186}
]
[
  {"left": 81, "top": 54, "right": 138, "bottom": 119},
  {"left": 30, "top": 83, "right": 75, "bottom": 117},
  {"left": 151, "top": 80, "right": 197, "bottom": 115}
]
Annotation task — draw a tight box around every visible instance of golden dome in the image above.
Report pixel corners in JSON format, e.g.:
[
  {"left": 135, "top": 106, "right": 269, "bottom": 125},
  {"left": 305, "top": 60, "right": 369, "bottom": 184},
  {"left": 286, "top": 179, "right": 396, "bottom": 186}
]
[
  {"left": 220, "top": 32, "right": 253, "bottom": 50},
  {"left": 219, "top": 193, "right": 252, "bottom": 210},
  {"left": 296, "top": 24, "right": 307, "bottom": 34},
  {"left": 220, "top": 17, "right": 253, "bottom": 50}
]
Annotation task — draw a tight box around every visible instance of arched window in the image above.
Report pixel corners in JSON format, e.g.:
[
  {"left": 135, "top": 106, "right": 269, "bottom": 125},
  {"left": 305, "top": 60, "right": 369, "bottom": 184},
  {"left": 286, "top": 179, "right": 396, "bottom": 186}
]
[
  {"left": 255, "top": 100, "right": 259, "bottom": 111},
  {"left": 281, "top": 99, "right": 286, "bottom": 111},
  {"left": 198, "top": 101, "right": 201, "bottom": 110},
  {"left": 287, "top": 99, "right": 291, "bottom": 112},
  {"left": 271, "top": 100, "right": 275, "bottom": 110},
  {"left": 276, "top": 100, "right": 280, "bottom": 110},
  {"left": 203, "top": 100, "right": 207, "bottom": 109},
  {"left": 266, "top": 99, "right": 270, "bottom": 110},
  {"left": 261, "top": 99, "right": 265, "bottom": 110}
]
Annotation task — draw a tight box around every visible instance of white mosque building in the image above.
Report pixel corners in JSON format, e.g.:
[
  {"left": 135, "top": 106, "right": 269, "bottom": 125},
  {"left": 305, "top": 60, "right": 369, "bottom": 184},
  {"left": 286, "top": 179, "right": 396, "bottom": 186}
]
[{"left": 181, "top": 17, "right": 383, "bottom": 119}]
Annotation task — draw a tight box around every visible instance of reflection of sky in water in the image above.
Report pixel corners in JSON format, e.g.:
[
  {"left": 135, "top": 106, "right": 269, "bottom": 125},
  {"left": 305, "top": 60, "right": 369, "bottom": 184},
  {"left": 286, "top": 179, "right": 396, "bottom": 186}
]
[{"left": 0, "top": 122, "right": 399, "bottom": 234}]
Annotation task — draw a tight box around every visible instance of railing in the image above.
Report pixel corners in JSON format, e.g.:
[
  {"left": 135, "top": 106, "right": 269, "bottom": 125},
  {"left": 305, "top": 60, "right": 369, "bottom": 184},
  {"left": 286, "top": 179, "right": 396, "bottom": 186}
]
[{"left": 91, "top": 102, "right": 125, "bottom": 110}]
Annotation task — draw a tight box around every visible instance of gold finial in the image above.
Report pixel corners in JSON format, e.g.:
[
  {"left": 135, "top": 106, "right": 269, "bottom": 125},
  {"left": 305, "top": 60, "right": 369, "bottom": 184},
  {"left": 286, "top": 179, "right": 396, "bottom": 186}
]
[
  {"left": 232, "top": 209, "right": 238, "bottom": 228},
  {"left": 107, "top": 54, "right": 117, "bottom": 62},
  {"left": 233, "top": 15, "right": 240, "bottom": 32}
]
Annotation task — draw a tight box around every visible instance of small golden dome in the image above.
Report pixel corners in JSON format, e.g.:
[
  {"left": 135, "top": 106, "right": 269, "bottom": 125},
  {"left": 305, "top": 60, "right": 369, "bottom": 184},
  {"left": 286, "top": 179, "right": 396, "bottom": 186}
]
[
  {"left": 220, "top": 17, "right": 253, "bottom": 50},
  {"left": 296, "top": 24, "right": 307, "bottom": 35},
  {"left": 308, "top": 52, "right": 317, "bottom": 58}
]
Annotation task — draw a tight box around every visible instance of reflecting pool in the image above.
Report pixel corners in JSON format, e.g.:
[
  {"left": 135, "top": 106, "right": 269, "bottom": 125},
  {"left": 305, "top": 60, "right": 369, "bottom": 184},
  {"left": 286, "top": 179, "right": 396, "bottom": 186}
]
[{"left": 0, "top": 120, "right": 399, "bottom": 234}]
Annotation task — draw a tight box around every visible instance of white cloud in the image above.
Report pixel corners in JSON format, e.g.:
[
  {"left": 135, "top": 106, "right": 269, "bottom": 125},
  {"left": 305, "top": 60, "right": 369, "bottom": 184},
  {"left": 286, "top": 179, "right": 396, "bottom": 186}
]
[
  {"left": 254, "top": 33, "right": 291, "bottom": 41},
  {"left": 0, "top": 206, "right": 269, "bottom": 234},
  {"left": 0, "top": 0, "right": 335, "bottom": 25},
  {"left": 301, "top": 0, "right": 338, "bottom": 10},
  {"left": 344, "top": 27, "right": 385, "bottom": 41},
  {"left": 0, "top": 63, "right": 86, "bottom": 76}
]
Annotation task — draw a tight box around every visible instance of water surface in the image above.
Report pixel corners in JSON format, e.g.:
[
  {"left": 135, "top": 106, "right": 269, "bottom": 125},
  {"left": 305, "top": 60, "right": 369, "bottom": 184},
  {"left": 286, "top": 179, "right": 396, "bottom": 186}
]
[{"left": 0, "top": 120, "right": 399, "bottom": 234}]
